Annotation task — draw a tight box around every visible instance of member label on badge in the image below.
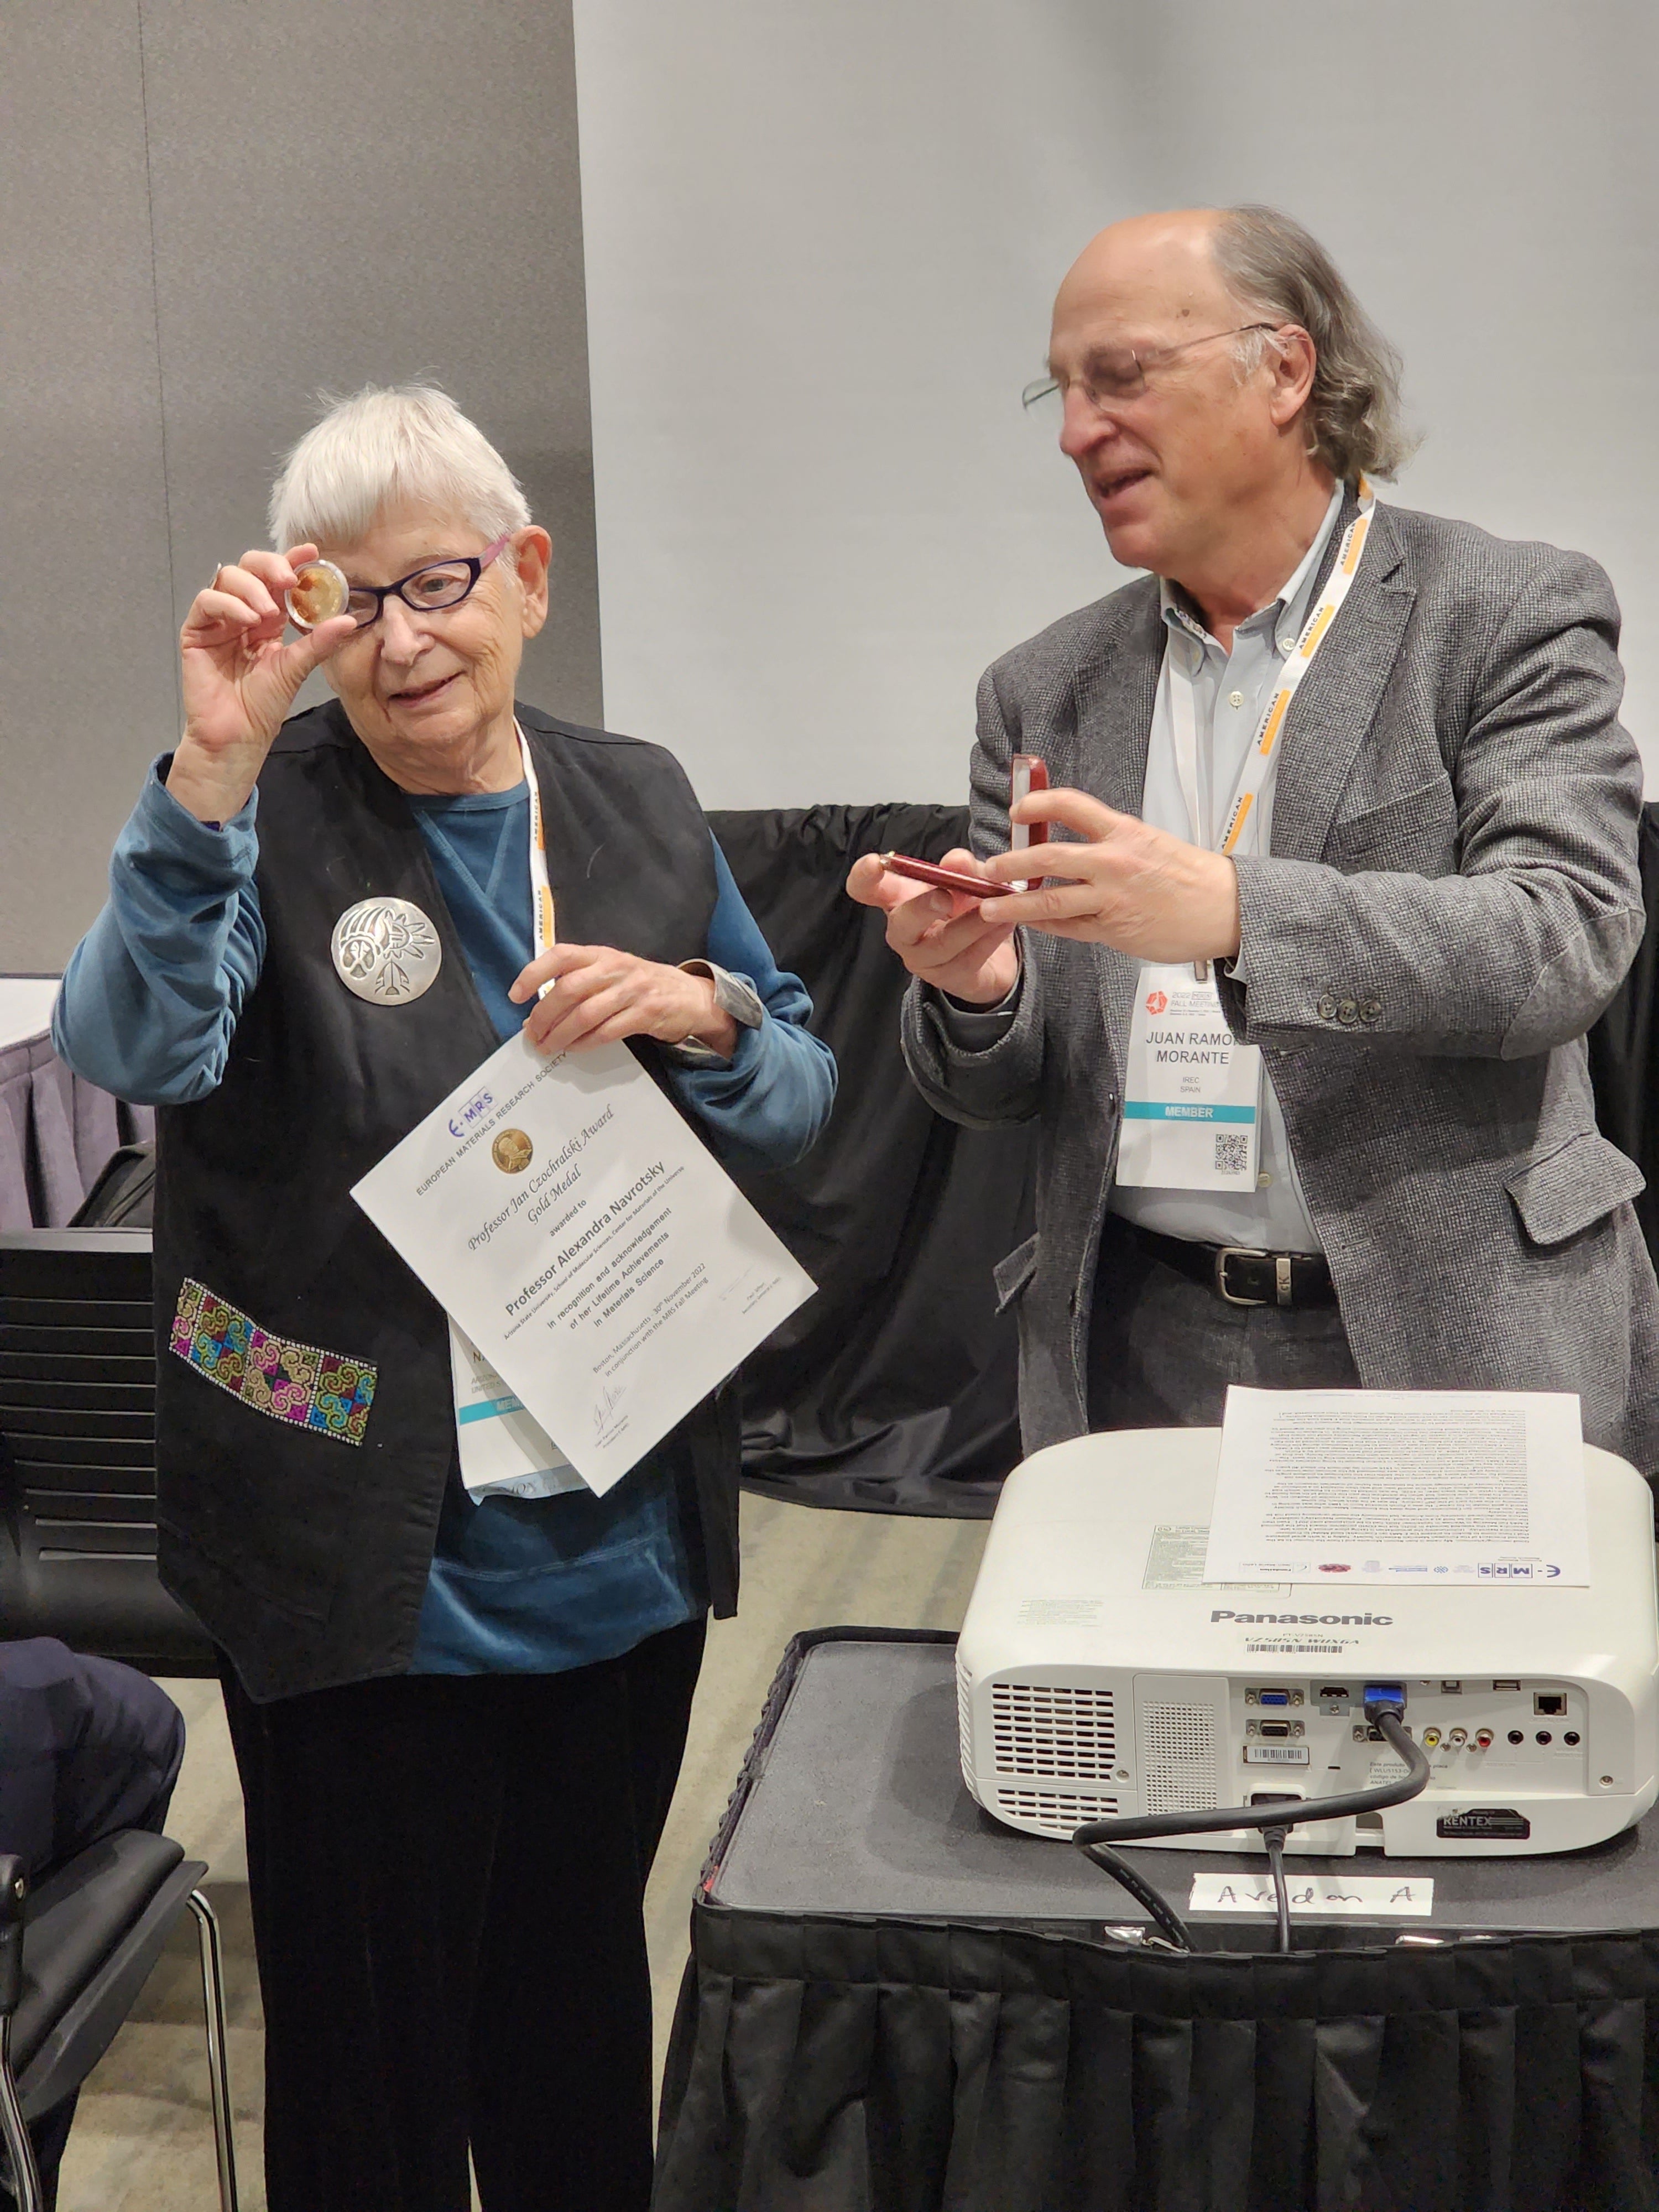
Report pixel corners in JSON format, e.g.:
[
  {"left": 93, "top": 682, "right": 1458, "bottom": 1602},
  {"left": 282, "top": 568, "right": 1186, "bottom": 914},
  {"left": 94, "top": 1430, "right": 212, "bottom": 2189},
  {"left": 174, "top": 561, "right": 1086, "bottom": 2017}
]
[
  {"left": 448, "top": 1320, "right": 584, "bottom": 1500},
  {"left": 1117, "top": 962, "right": 1261, "bottom": 1191},
  {"left": 331, "top": 898, "right": 442, "bottom": 1004}
]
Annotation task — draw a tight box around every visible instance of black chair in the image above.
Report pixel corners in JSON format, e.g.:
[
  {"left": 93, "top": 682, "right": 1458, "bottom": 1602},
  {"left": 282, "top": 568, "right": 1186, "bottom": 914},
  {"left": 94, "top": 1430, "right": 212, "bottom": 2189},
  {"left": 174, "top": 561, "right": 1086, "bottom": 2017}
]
[
  {"left": 0, "top": 1232, "right": 215, "bottom": 1676},
  {"left": 0, "top": 1833, "right": 237, "bottom": 2211}
]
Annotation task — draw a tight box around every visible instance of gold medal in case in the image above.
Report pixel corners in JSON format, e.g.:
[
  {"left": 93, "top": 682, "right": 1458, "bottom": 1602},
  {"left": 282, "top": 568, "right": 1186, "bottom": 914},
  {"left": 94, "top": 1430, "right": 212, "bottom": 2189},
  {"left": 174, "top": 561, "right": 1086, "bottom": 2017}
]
[{"left": 285, "top": 560, "right": 351, "bottom": 630}]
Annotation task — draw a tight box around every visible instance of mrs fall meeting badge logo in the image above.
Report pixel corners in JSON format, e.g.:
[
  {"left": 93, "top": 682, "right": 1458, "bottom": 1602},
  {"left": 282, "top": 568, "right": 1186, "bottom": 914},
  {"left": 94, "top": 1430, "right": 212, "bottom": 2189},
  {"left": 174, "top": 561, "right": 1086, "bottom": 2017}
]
[{"left": 492, "top": 1129, "right": 534, "bottom": 1175}]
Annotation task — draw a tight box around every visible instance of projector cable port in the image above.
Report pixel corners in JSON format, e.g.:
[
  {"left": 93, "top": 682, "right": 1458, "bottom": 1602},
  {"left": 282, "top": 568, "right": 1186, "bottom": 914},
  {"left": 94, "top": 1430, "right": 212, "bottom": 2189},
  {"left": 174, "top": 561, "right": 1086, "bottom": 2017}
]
[{"left": 1072, "top": 1692, "right": 1432, "bottom": 1952}]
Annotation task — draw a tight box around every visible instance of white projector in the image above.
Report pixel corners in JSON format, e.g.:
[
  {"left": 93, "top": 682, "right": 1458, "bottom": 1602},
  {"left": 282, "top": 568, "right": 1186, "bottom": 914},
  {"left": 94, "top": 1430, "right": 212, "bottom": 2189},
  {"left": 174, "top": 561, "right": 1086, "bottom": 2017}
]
[{"left": 957, "top": 1427, "right": 1659, "bottom": 1856}]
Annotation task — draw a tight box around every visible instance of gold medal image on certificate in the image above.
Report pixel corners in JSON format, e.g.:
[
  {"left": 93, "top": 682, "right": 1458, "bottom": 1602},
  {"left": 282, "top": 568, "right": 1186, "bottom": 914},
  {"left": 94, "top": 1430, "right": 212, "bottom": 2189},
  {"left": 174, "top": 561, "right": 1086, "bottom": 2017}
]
[{"left": 1116, "top": 962, "right": 1262, "bottom": 1192}]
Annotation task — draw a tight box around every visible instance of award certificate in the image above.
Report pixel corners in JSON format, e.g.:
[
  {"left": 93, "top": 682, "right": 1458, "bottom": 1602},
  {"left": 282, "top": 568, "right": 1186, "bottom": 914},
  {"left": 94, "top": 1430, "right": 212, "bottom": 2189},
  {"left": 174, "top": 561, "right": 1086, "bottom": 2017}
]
[{"left": 352, "top": 1030, "right": 814, "bottom": 1491}]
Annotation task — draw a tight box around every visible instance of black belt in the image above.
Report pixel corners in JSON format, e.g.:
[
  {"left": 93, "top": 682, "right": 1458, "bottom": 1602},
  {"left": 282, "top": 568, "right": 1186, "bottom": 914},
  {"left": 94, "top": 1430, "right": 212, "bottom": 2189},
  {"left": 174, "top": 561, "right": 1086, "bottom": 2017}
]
[{"left": 1124, "top": 1222, "right": 1336, "bottom": 1308}]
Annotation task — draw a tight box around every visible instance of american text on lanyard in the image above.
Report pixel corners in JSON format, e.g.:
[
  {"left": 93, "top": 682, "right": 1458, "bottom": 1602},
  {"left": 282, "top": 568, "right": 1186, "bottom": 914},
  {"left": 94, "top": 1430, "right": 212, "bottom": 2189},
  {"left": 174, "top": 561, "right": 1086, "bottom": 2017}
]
[
  {"left": 444, "top": 724, "right": 584, "bottom": 1499},
  {"left": 515, "top": 721, "right": 557, "bottom": 966},
  {"left": 1167, "top": 478, "right": 1376, "bottom": 980}
]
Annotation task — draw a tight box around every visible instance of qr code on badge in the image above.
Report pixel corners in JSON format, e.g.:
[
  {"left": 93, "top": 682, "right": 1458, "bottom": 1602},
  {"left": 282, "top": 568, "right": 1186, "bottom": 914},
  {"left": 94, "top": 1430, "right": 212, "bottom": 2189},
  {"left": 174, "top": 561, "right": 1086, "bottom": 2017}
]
[{"left": 1214, "top": 1131, "right": 1250, "bottom": 1177}]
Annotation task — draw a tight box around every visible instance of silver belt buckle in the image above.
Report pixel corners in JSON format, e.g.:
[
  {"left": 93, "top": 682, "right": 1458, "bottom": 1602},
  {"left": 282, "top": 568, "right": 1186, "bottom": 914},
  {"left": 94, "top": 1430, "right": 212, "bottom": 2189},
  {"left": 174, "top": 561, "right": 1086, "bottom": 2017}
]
[{"left": 1214, "top": 1245, "right": 1270, "bottom": 1307}]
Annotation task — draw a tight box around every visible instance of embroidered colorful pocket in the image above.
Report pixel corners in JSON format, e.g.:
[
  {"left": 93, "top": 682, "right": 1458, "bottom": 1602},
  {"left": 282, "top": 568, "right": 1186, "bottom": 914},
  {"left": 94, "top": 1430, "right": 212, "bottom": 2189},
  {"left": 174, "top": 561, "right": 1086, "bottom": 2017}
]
[{"left": 169, "top": 1279, "right": 377, "bottom": 1448}]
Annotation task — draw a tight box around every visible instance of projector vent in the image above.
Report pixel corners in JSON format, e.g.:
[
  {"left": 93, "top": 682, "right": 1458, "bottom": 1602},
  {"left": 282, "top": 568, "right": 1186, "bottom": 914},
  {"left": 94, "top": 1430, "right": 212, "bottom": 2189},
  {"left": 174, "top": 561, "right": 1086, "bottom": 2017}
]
[
  {"left": 990, "top": 1681, "right": 1118, "bottom": 1780},
  {"left": 994, "top": 1786, "right": 1119, "bottom": 1839},
  {"left": 1140, "top": 1701, "right": 1219, "bottom": 1815}
]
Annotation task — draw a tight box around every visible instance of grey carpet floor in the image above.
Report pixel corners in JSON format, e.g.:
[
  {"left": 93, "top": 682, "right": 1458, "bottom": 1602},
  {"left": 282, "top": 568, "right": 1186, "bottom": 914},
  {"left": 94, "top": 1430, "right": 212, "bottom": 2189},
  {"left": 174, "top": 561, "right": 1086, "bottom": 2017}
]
[{"left": 53, "top": 1493, "right": 989, "bottom": 2210}]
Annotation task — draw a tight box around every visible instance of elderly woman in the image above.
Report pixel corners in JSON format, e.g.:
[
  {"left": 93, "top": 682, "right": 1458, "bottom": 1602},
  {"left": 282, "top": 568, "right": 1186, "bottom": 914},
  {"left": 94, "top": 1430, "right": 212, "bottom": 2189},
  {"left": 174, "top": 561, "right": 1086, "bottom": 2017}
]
[{"left": 53, "top": 386, "right": 835, "bottom": 2212}]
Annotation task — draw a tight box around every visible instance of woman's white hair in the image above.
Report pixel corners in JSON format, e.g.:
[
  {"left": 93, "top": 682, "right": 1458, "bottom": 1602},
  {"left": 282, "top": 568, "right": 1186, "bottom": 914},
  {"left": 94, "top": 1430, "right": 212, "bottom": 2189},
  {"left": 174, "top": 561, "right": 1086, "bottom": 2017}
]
[{"left": 267, "top": 384, "right": 531, "bottom": 552}]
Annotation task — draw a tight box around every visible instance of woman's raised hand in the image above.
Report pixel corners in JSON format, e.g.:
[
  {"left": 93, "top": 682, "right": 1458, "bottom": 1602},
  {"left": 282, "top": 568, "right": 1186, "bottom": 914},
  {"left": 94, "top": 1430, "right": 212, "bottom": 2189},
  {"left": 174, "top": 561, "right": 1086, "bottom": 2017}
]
[{"left": 166, "top": 546, "right": 357, "bottom": 823}]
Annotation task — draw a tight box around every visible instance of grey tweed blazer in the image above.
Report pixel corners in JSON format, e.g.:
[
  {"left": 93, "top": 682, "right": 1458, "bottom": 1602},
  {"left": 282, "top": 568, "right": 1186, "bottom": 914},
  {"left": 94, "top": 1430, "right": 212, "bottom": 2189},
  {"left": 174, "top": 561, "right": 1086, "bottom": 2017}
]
[{"left": 901, "top": 491, "right": 1659, "bottom": 1475}]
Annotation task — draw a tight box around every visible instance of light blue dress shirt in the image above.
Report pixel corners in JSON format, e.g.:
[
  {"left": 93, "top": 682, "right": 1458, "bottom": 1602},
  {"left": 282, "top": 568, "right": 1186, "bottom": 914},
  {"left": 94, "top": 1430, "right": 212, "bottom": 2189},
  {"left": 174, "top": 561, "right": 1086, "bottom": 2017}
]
[
  {"left": 1108, "top": 484, "right": 1343, "bottom": 1253},
  {"left": 939, "top": 486, "right": 1344, "bottom": 1254}
]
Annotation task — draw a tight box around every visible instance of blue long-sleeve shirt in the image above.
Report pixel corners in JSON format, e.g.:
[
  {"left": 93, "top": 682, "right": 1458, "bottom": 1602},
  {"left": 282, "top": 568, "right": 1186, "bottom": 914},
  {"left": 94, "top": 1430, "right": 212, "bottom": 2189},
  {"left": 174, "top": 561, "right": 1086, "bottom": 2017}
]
[{"left": 55, "top": 761, "right": 836, "bottom": 1674}]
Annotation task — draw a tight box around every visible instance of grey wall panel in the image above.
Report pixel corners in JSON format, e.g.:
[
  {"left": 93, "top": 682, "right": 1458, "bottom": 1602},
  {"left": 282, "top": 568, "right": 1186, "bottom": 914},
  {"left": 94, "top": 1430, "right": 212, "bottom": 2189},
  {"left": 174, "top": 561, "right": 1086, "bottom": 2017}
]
[
  {"left": 0, "top": 9, "right": 178, "bottom": 969},
  {"left": 575, "top": 0, "right": 1659, "bottom": 806},
  {"left": 1, "top": 1, "right": 601, "bottom": 975},
  {"left": 137, "top": 0, "right": 602, "bottom": 737}
]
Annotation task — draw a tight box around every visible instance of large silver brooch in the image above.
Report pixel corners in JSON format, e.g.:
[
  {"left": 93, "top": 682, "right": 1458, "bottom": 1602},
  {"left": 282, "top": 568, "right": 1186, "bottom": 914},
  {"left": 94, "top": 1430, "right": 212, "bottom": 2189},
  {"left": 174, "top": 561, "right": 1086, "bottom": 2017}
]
[{"left": 330, "top": 898, "right": 443, "bottom": 1004}]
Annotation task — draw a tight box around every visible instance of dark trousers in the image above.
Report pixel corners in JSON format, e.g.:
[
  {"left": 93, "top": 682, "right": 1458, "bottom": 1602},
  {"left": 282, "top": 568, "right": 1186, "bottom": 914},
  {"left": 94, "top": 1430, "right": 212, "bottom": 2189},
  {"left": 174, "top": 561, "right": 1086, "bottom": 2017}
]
[
  {"left": 1087, "top": 1213, "right": 1361, "bottom": 1428},
  {"left": 219, "top": 1618, "right": 706, "bottom": 2212}
]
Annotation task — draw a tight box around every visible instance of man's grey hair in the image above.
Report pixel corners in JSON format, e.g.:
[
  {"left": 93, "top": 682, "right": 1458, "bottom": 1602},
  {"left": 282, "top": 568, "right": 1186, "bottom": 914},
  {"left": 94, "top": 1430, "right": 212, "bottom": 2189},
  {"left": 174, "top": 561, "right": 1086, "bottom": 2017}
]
[
  {"left": 1213, "top": 206, "right": 1417, "bottom": 482},
  {"left": 267, "top": 384, "right": 532, "bottom": 554}
]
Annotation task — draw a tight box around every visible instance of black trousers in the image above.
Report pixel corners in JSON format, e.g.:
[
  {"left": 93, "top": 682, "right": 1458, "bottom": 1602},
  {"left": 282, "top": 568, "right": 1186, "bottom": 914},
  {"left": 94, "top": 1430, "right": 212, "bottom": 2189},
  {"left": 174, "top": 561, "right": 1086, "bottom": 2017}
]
[
  {"left": 219, "top": 1619, "right": 706, "bottom": 2212},
  {"left": 1087, "top": 1213, "right": 1361, "bottom": 1428}
]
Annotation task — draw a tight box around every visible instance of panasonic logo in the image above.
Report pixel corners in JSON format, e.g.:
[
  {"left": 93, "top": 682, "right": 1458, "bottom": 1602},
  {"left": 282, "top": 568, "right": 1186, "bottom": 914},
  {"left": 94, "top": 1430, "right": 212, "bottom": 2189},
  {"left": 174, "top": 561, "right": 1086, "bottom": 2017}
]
[{"left": 1209, "top": 1610, "right": 1392, "bottom": 1626}]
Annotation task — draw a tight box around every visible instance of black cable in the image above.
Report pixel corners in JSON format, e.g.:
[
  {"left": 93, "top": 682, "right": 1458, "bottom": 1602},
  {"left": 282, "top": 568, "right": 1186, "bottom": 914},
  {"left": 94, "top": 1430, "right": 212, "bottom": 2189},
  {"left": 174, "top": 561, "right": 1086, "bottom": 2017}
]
[
  {"left": 1079, "top": 1839, "right": 1194, "bottom": 1950},
  {"left": 1262, "top": 1826, "right": 1292, "bottom": 1955},
  {"left": 1073, "top": 1703, "right": 1431, "bottom": 1850},
  {"left": 1071, "top": 1702, "right": 1432, "bottom": 1947}
]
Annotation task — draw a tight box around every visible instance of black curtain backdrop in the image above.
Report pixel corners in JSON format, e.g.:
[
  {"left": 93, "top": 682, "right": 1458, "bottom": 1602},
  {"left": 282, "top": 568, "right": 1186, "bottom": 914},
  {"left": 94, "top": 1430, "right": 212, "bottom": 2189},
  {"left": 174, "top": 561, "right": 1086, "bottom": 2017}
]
[
  {"left": 1589, "top": 800, "right": 1659, "bottom": 1267},
  {"left": 708, "top": 807, "right": 1035, "bottom": 1516}
]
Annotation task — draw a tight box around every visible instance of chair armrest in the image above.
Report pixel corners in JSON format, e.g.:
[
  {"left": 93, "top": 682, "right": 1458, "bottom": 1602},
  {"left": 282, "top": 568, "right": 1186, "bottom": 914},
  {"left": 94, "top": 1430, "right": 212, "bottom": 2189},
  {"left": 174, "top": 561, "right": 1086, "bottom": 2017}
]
[{"left": 0, "top": 1857, "right": 26, "bottom": 2017}]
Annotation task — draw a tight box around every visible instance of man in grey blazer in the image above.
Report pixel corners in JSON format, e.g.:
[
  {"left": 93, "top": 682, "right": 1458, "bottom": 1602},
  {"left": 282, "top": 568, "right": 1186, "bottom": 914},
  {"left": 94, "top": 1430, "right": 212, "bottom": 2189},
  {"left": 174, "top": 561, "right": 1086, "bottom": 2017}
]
[{"left": 849, "top": 204, "right": 1659, "bottom": 1478}]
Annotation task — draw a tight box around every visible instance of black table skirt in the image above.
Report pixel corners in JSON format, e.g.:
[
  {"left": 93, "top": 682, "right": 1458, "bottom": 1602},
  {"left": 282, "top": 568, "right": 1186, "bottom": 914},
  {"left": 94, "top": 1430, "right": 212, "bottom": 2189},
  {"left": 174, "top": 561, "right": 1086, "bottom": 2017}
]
[
  {"left": 660, "top": 1912, "right": 1659, "bottom": 2212},
  {"left": 655, "top": 1631, "right": 1659, "bottom": 2211}
]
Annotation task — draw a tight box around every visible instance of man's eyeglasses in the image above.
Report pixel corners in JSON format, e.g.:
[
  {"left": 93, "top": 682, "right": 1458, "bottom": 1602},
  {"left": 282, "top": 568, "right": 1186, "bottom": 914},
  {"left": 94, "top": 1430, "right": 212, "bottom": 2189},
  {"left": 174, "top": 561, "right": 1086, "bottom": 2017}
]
[
  {"left": 339, "top": 531, "right": 513, "bottom": 629},
  {"left": 1021, "top": 324, "right": 1283, "bottom": 414}
]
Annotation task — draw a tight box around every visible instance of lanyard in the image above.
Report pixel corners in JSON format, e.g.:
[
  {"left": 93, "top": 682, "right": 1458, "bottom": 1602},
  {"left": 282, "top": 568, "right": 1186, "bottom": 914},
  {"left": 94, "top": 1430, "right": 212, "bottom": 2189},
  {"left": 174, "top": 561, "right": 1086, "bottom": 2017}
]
[
  {"left": 515, "top": 722, "right": 557, "bottom": 963},
  {"left": 447, "top": 724, "right": 582, "bottom": 1499},
  {"left": 1167, "top": 478, "right": 1377, "bottom": 973}
]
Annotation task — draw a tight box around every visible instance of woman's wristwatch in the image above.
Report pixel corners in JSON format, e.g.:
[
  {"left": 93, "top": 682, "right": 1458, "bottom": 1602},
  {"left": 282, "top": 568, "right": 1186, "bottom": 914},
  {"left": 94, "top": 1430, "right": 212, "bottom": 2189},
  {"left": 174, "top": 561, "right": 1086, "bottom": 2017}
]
[{"left": 663, "top": 959, "right": 765, "bottom": 1066}]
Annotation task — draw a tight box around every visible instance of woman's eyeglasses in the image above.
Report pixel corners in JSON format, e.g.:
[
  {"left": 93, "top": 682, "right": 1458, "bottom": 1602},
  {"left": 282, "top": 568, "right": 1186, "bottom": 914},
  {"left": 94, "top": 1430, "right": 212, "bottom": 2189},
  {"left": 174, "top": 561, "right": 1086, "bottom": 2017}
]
[{"left": 340, "top": 531, "right": 513, "bottom": 629}]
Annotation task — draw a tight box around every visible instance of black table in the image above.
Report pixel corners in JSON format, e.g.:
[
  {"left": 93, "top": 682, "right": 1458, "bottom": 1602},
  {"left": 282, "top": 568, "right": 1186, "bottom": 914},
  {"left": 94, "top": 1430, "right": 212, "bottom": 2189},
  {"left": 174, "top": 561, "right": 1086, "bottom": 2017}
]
[{"left": 655, "top": 1629, "right": 1659, "bottom": 2211}]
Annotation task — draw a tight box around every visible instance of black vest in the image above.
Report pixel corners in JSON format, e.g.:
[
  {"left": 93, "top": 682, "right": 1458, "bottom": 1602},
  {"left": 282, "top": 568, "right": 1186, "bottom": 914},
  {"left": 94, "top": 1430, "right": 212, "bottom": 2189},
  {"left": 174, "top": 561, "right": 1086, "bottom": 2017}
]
[{"left": 154, "top": 701, "right": 736, "bottom": 1702}]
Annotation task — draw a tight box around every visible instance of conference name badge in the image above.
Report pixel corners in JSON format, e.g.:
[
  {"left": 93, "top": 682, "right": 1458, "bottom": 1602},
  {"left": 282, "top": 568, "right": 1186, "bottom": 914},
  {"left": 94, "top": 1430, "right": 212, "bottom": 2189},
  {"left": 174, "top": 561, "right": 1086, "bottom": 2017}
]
[
  {"left": 330, "top": 898, "right": 442, "bottom": 1005},
  {"left": 1117, "top": 962, "right": 1261, "bottom": 1192},
  {"left": 448, "top": 1319, "right": 583, "bottom": 1501}
]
